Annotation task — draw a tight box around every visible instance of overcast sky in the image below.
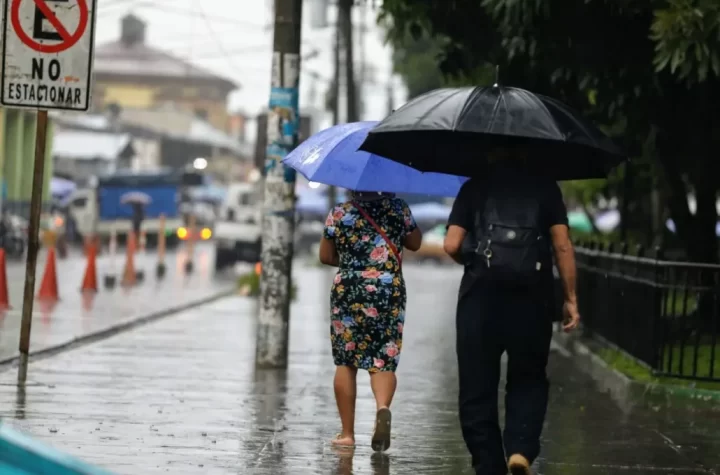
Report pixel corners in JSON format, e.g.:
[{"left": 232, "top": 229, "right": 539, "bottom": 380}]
[{"left": 95, "top": 0, "right": 407, "bottom": 139}]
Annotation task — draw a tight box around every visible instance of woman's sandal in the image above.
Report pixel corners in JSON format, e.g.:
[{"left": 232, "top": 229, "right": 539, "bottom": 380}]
[
  {"left": 331, "top": 433, "right": 356, "bottom": 448},
  {"left": 371, "top": 407, "right": 392, "bottom": 452}
]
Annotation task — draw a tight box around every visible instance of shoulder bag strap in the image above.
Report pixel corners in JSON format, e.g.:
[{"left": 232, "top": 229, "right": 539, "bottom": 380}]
[{"left": 353, "top": 201, "right": 402, "bottom": 268}]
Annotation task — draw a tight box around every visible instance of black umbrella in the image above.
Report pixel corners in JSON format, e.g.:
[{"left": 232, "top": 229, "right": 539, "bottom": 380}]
[{"left": 359, "top": 86, "right": 627, "bottom": 180}]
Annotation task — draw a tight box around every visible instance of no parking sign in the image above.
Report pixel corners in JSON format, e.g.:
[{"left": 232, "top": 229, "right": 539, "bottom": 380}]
[{"left": 1, "top": 0, "right": 97, "bottom": 111}]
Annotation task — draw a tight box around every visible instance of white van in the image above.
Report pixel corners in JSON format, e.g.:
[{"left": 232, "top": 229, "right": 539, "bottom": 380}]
[{"left": 213, "top": 182, "right": 263, "bottom": 269}]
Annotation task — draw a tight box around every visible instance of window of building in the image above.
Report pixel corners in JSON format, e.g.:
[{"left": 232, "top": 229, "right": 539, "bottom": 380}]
[{"left": 71, "top": 196, "right": 88, "bottom": 208}]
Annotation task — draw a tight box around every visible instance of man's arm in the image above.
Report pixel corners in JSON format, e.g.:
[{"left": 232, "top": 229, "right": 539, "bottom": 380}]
[
  {"left": 550, "top": 225, "right": 576, "bottom": 302},
  {"left": 444, "top": 180, "right": 474, "bottom": 265},
  {"left": 545, "top": 182, "right": 580, "bottom": 331},
  {"left": 444, "top": 225, "right": 468, "bottom": 264}
]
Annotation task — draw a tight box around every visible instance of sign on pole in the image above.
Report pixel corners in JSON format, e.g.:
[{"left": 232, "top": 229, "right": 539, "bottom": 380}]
[
  {"left": 1, "top": 0, "right": 97, "bottom": 111},
  {"left": 0, "top": 0, "right": 97, "bottom": 383}
]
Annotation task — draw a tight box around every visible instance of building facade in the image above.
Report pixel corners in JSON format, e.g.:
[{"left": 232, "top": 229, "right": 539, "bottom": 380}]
[
  {"left": 0, "top": 108, "right": 54, "bottom": 215},
  {"left": 91, "top": 14, "right": 237, "bottom": 132}
]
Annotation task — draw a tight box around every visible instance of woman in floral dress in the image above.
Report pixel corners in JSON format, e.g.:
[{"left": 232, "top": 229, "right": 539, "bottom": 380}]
[{"left": 319, "top": 191, "right": 422, "bottom": 452}]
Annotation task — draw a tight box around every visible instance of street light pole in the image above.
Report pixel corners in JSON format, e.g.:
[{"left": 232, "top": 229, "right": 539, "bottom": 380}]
[
  {"left": 339, "top": 0, "right": 358, "bottom": 123},
  {"left": 255, "top": 0, "right": 303, "bottom": 369},
  {"left": 327, "top": 16, "right": 341, "bottom": 210}
]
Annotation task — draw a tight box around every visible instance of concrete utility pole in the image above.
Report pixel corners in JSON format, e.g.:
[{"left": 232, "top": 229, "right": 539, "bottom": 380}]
[{"left": 256, "top": 0, "right": 303, "bottom": 369}]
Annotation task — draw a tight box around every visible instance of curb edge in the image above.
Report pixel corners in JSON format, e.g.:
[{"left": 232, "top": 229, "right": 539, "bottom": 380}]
[{"left": 551, "top": 330, "right": 720, "bottom": 412}]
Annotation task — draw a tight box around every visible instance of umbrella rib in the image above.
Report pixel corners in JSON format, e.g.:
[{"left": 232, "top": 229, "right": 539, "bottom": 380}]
[
  {"left": 486, "top": 88, "right": 507, "bottom": 133},
  {"left": 528, "top": 92, "right": 565, "bottom": 139}
]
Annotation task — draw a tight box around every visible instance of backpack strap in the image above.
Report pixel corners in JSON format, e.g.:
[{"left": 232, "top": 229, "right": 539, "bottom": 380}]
[
  {"left": 353, "top": 201, "right": 402, "bottom": 268},
  {"left": 473, "top": 184, "right": 490, "bottom": 253}
]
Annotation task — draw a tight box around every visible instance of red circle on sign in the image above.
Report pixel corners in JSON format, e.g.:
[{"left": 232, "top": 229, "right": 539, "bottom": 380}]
[{"left": 11, "top": 0, "right": 88, "bottom": 54}]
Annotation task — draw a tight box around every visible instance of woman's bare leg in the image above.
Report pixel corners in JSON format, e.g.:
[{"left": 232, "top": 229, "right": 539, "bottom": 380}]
[
  {"left": 333, "top": 365, "right": 358, "bottom": 445},
  {"left": 369, "top": 371, "right": 397, "bottom": 410},
  {"left": 369, "top": 371, "right": 397, "bottom": 452}
]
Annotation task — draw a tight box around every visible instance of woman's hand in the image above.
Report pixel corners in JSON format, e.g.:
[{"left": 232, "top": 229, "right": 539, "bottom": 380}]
[
  {"left": 319, "top": 237, "right": 340, "bottom": 266},
  {"left": 403, "top": 227, "right": 423, "bottom": 252}
]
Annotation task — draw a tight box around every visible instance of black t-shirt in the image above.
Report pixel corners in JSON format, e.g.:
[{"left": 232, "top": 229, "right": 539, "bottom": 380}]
[
  {"left": 448, "top": 176, "right": 569, "bottom": 294},
  {"left": 448, "top": 177, "right": 569, "bottom": 232}
]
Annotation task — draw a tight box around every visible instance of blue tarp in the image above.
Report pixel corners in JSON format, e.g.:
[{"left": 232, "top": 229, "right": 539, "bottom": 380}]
[{"left": 98, "top": 186, "right": 179, "bottom": 220}]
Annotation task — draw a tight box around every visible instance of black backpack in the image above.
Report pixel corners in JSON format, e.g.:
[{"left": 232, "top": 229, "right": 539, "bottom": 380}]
[{"left": 471, "top": 177, "right": 548, "bottom": 283}]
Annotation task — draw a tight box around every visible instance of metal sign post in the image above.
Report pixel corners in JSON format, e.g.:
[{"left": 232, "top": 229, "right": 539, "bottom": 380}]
[
  {"left": 1, "top": 0, "right": 97, "bottom": 380},
  {"left": 17, "top": 110, "right": 47, "bottom": 382}
]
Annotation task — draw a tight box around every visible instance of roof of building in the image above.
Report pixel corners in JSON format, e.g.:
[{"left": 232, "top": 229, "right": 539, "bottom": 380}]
[
  {"left": 52, "top": 130, "right": 134, "bottom": 161},
  {"left": 49, "top": 111, "right": 110, "bottom": 131},
  {"left": 50, "top": 109, "right": 253, "bottom": 157},
  {"left": 93, "top": 14, "right": 237, "bottom": 92}
]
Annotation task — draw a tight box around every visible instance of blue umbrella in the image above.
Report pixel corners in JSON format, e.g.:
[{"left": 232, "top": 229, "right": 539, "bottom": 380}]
[
  {"left": 283, "top": 121, "right": 467, "bottom": 197},
  {"left": 50, "top": 177, "right": 76, "bottom": 199}
]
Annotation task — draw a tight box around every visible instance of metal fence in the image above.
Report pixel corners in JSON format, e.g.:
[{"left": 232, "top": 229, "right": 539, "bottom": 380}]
[{"left": 575, "top": 242, "right": 720, "bottom": 382}]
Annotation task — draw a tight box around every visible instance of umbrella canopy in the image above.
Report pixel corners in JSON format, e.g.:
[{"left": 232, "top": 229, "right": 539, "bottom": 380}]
[
  {"left": 410, "top": 202, "right": 452, "bottom": 222},
  {"left": 567, "top": 211, "right": 593, "bottom": 233},
  {"left": 120, "top": 191, "right": 152, "bottom": 205},
  {"left": 50, "top": 177, "right": 76, "bottom": 198},
  {"left": 283, "top": 121, "right": 467, "bottom": 197},
  {"left": 360, "top": 86, "right": 627, "bottom": 181},
  {"left": 594, "top": 209, "right": 620, "bottom": 232}
]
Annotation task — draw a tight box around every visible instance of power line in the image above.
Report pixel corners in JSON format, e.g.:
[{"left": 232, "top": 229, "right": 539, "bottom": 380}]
[
  {"left": 193, "top": 2, "right": 244, "bottom": 74},
  {"left": 97, "top": 0, "right": 268, "bottom": 29}
]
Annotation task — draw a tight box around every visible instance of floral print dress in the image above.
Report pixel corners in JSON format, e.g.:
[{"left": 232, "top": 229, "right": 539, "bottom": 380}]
[{"left": 324, "top": 197, "right": 418, "bottom": 372}]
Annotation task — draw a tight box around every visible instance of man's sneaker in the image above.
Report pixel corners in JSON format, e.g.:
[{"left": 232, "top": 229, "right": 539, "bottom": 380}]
[{"left": 508, "top": 454, "right": 532, "bottom": 475}]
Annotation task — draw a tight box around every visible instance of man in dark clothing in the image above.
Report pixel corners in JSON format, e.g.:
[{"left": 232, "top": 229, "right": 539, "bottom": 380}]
[
  {"left": 130, "top": 203, "right": 144, "bottom": 235},
  {"left": 443, "top": 150, "right": 580, "bottom": 475}
]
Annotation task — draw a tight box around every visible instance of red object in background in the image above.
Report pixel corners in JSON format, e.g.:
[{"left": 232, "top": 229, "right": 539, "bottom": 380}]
[
  {"left": 81, "top": 240, "right": 98, "bottom": 293},
  {"left": 37, "top": 247, "right": 60, "bottom": 302},
  {"left": 0, "top": 249, "right": 11, "bottom": 310}
]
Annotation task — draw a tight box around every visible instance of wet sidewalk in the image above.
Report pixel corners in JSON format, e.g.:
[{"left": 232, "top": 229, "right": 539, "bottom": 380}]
[
  {"left": 0, "top": 243, "right": 235, "bottom": 363},
  {"left": 0, "top": 264, "right": 718, "bottom": 474}
]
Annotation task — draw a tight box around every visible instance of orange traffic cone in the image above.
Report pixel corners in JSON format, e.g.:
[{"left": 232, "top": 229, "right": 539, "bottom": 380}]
[
  {"left": 80, "top": 240, "right": 98, "bottom": 293},
  {"left": 0, "top": 249, "right": 10, "bottom": 310},
  {"left": 121, "top": 232, "right": 137, "bottom": 287},
  {"left": 37, "top": 247, "right": 59, "bottom": 302},
  {"left": 255, "top": 261, "right": 262, "bottom": 276}
]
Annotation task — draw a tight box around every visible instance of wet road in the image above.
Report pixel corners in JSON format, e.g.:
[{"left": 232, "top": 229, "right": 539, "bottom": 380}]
[
  {"left": 0, "top": 243, "right": 234, "bottom": 362},
  {"left": 0, "top": 263, "right": 718, "bottom": 474}
]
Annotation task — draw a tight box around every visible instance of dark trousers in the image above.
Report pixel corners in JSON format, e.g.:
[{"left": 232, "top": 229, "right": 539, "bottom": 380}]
[{"left": 456, "top": 277, "right": 553, "bottom": 475}]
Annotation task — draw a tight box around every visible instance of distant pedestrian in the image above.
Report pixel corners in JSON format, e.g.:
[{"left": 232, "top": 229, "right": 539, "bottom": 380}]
[
  {"left": 443, "top": 146, "right": 581, "bottom": 475},
  {"left": 130, "top": 203, "right": 144, "bottom": 236},
  {"left": 319, "top": 191, "right": 422, "bottom": 451}
]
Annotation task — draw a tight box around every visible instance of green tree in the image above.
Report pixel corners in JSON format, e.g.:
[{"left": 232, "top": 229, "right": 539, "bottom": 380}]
[
  {"left": 388, "top": 32, "right": 446, "bottom": 99},
  {"left": 383, "top": 18, "right": 495, "bottom": 99},
  {"left": 379, "top": 0, "right": 720, "bottom": 262}
]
